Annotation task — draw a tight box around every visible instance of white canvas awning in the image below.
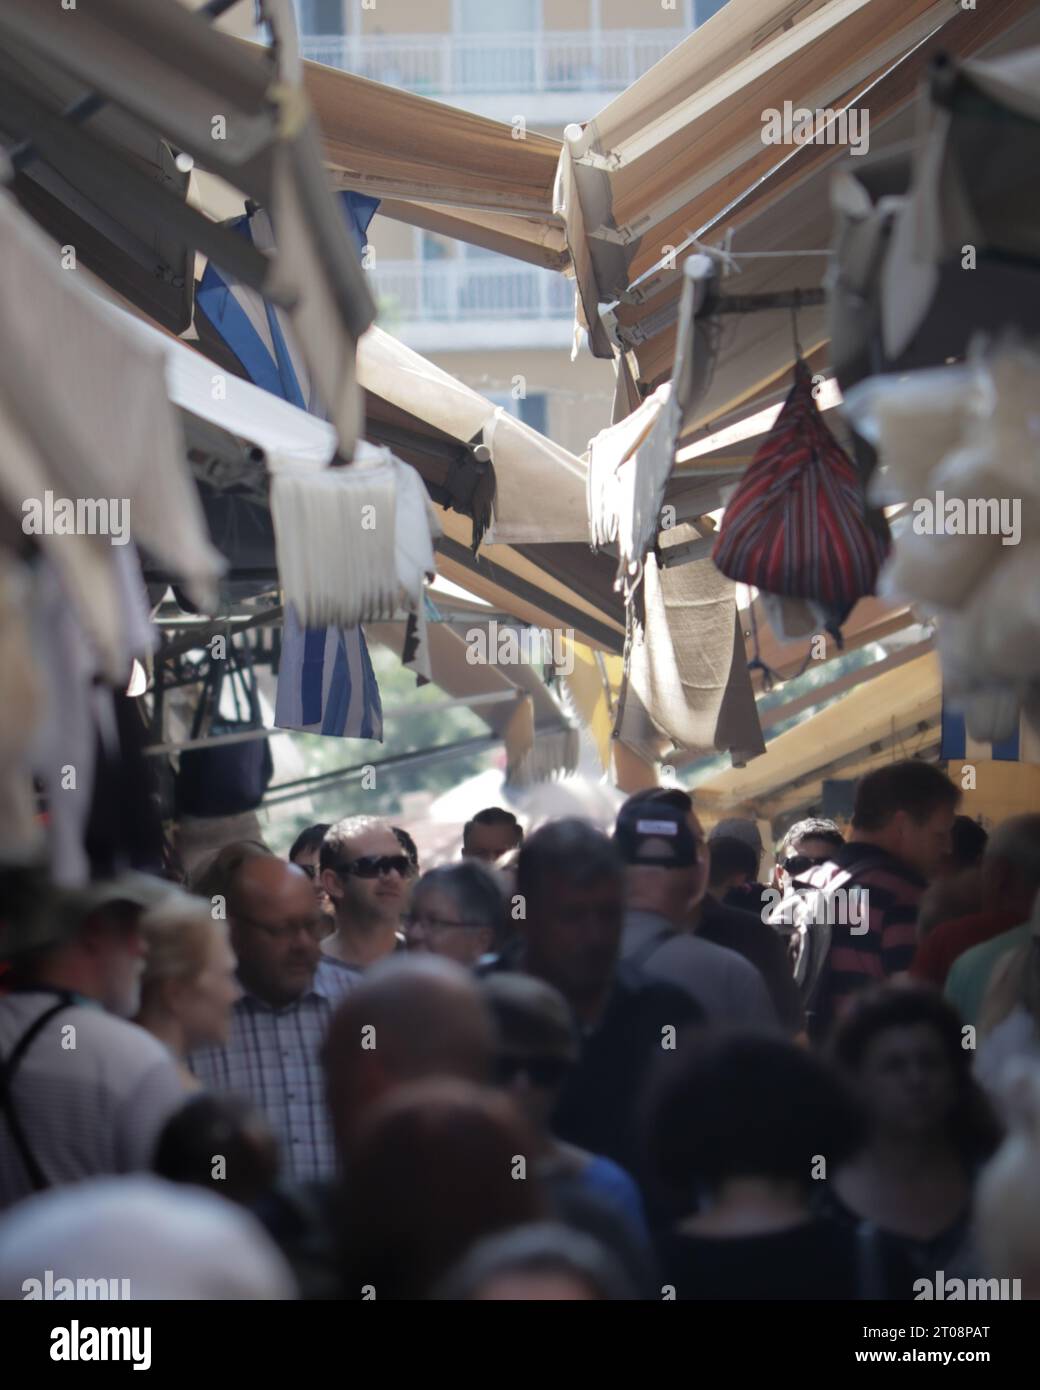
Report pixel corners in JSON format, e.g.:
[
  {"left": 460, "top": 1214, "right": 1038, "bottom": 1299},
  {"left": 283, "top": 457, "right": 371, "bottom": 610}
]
[{"left": 356, "top": 325, "right": 590, "bottom": 546}]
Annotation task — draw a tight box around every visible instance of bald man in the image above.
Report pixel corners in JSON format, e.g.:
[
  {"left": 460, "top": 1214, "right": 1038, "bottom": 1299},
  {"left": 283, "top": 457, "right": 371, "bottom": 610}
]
[
  {"left": 323, "top": 954, "right": 496, "bottom": 1163},
  {"left": 189, "top": 853, "right": 359, "bottom": 1182}
]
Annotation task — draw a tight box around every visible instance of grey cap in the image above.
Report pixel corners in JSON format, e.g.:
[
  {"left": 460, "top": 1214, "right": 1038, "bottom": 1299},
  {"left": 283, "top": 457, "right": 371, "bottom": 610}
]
[
  {"left": 708, "top": 818, "right": 764, "bottom": 855},
  {"left": 0, "top": 868, "right": 176, "bottom": 961}
]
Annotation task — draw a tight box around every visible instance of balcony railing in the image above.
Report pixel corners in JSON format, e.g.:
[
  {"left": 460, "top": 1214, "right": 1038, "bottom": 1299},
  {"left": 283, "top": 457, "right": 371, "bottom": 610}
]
[
  {"left": 371, "top": 260, "right": 574, "bottom": 324},
  {"left": 301, "top": 30, "right": 687, "bottom": 97}
]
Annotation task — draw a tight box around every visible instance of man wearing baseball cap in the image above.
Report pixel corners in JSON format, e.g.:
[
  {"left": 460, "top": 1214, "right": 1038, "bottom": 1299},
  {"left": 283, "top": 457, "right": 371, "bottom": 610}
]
[
  {"left": 0, "top": 867, "right": 187, "bottom": 1209},
  {"left": 616, "top": 792, "right": 779, "bottom": 1031}
]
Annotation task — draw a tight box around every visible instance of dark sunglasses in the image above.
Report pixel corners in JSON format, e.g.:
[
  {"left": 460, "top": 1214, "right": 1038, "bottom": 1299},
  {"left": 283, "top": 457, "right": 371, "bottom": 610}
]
[
  {"left": 782, "top": 853, "right": 829, "bottom": 877},
  {"left": 334, "top": 854, "right": 413, "bottom": 880},
  {"left": 495, "top": 1055, "right": 572, "bottom": 1089}
]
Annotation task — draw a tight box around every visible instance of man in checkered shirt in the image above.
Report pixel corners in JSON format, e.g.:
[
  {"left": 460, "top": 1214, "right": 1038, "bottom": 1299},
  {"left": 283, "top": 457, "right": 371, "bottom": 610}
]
[{"left": 190, "top": 851, "right": 358, "bottom": 1182}]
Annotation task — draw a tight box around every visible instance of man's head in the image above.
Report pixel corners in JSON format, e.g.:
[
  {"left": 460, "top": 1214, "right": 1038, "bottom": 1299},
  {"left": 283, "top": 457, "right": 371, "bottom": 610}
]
[
  {"left": 323, "top": 954, "right": 497, "bottom": 1160},
  {"left": 979, "top": 815, "right": 1040, "bottom": 920},
  {"left": 288, "top": 823, "right": 330, "bottom": 889},
  {"left": 707, "top": 836, "right": 760, "bottom": 896},
  {"left": 850, "top": 762, "right": 960, "bottom": 880},
  {"left": 320, "top": 815, "right": 414, "bottom": 931},
  {"left": 709, "top": 818, "right": 763, "bottom": 862},
  {"left": 405, "top": 861, "right": 506, "bottom": 966},
  {"left": 774, "top": 817, "right": 845, "bottom": 890},
  {"left": 221, "top": 854, "right": 324, "bottom": 1007},
  {"left": 515, "top": 819, "right": 624, "bottom": 1009},
  {"left": 482, "top": 972, "right": 579, "bottom": 1136},
  {"left": 614, "top": 788, "right": 709, "bottom": 928},
  {"left": 462, "top": 808, "right": 523, "bottom": 866},
  {"left": 1, "top": 868, "right": 172, "bottom": 1017}
]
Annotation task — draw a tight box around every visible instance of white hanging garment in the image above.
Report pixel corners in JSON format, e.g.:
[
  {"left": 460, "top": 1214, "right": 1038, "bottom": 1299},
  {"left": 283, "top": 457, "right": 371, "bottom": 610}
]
[
  {"left": 847, "top": 338, "right": 1040, "bottom": 732},
  {"left": 270, "top": 449, "right": 439, "bottom": 648},
  {"left": 270, "top": 451, "right": 399, "bottom": 628},
  {"left": 0, "top": 555, "right": 44, "bottom": 865},
  {"left": 0, "top": 193, "right": 224, "bottom": 625},
  {"left": 26, "top": 562, "right": 103, "bottom": 887}
]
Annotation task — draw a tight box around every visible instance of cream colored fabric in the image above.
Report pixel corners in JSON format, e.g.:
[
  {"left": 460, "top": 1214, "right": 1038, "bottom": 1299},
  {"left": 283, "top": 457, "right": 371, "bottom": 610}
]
[
  {"left": 0, "top": 193, "right": 223, "bottom": 676},
  {"left": 269, "top": 447, "right": 440, "bottom": 635},
  {"left": 617, "top": 533, "right": 764, "bottom": 767},
  {"left": 0, "top": 556, "right": 44, "bottom": 865},
  {"left": 304, "top": 58, "right": 560, "bottom": 216},
  {"left": 697, "top": 651, "right": 942, "bottom": 812},
  {"left": 356, "top": 327, "right": 590, "bottom": 545}
]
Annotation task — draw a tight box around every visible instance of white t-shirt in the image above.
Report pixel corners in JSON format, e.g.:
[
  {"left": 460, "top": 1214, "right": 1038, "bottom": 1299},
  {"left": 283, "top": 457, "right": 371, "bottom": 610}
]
[{"left": 0, "top": 993, "right": 186, "bottom": 1210}]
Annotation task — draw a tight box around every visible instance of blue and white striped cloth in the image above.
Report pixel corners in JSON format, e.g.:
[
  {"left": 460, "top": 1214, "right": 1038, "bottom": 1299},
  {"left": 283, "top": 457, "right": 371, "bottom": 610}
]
[
  {"left": 196, "top": 192, "right": 385, "bottom": 739},
  {"left": 940, "top": 702, "right": 1040, "bottom": 763},
  {"left": 275, "top": 601, "right": 382, "bottom": 739}
]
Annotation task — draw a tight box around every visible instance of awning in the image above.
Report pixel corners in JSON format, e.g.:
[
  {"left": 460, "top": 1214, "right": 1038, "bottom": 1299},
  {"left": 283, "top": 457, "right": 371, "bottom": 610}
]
[
  {"left": 695, "top": 650, "right": 943, "bottom": 818},
  {"left": 0, "top": 0, "right": 376, "bottom": 454},
  {"left": 0, "top": 192, "right": 224, "bottom": 678},
  {"left": 558, "top": 0, "right": 1037, "bottom": 407},
  {"left": 305, "top": 58, "right": 561, "bottom": 216},
  {"left": 356, "top": 325, "right": 590, "bottom": 546},
  {"left": 364, "top": 616, "right": 579, "bottom": 786}
]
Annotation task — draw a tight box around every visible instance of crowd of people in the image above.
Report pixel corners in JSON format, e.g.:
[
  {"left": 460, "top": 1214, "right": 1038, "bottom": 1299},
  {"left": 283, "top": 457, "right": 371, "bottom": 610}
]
[{"left": 2, "top": 762, "right": 1040, "bottom": 1300}]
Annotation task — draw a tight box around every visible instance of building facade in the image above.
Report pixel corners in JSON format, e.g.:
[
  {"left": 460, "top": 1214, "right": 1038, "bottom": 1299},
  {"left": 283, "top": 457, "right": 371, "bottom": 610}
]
[{"left": 293, "top": 0, "right": 717, "bottom": 457}]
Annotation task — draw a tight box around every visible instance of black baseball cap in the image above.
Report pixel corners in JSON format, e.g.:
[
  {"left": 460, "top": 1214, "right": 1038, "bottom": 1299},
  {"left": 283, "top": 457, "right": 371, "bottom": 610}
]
[{"left": 613, "top": 799, "right": 700, "bottom": 868}]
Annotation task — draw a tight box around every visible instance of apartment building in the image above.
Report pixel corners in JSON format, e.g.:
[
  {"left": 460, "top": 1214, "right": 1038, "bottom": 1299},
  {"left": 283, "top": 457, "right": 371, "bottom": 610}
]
[{"left": 294, "top": 1, "right": 726, "bottom": 458}]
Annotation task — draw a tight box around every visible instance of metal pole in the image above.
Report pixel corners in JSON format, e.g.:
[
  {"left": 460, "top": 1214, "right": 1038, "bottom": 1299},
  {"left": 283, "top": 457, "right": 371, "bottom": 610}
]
[{"left": 143, "top": 690, "right": 522, "bottom": 754}]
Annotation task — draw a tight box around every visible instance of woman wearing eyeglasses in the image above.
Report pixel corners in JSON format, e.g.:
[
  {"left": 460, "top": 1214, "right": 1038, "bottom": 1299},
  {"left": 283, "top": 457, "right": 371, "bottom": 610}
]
[
  {"left": 319, "top": 816, "right": 415, "bottom": 973},
  {"left": 403, "top": 862, "right": 507, "bottom": 968}
]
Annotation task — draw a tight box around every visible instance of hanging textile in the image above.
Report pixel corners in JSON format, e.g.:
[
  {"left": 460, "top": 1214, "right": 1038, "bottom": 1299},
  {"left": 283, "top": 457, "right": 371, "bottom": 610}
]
[
  {"left": 274, "top": 602, "right": 384, "bottom": 741},
  {"left": 195, "top": 192, "right": 388, "bottom": 731}
]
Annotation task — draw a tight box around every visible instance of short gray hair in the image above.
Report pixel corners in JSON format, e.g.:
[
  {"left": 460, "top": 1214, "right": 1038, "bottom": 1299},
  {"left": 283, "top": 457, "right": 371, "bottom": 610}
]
[{"left": 412, "top": 862, "right": 507, "bottom": 936}]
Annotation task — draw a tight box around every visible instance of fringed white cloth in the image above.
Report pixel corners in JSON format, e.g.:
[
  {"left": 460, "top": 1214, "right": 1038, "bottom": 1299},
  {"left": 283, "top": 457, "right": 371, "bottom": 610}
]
[
  {"left": 270, "top": 450, "right": 440, "bottom": 676},
  {"left": 587, "top": 382, "right": 673, "bottom": 600}
]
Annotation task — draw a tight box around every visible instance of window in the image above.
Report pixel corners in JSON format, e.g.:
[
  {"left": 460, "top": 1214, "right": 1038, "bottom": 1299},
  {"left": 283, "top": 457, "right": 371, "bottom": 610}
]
[
  {"left": 296, "top": 0, "right": 345, "bottom": 35},
  {"left": 487, "top": 392, "right": 549, "bottom": 434},
  {"left": 695, "top": 0, "right": 729, "bottom": 23}
]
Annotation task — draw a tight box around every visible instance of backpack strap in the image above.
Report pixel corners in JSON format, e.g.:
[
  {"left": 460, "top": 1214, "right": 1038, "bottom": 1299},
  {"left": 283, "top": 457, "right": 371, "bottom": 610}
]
[
  {"left": 0, "top": 995, "right": 77, "bottom": 1193},
  {"left": 629, "top": 923, "right": 677, "bottom": 971}
]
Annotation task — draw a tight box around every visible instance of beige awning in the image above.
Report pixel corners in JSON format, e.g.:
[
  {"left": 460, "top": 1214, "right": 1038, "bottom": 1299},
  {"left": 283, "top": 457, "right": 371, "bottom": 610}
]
[
  {"left": 695, "top": 650, "right": 943, "bottom": 817},
  {"left": 376, "top": 199, "right": 569, "bottom": 272},
  {"left": 561, "top": 0, "right": 1037, "bottom": 397},
  {"left": 364, "top": 616, "right": 579, "bottom": 786},
  {"left": 356, "top": 325, "right": 589, "bottom": 546},
  {"left": 304, "top": 57, "right": 561, "bottom": 216}
]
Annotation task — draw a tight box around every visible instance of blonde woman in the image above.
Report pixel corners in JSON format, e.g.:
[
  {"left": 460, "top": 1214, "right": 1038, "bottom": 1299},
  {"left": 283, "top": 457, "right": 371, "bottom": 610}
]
[{"left": 135, "top": 890, "right": 241, "bottom": 1090}]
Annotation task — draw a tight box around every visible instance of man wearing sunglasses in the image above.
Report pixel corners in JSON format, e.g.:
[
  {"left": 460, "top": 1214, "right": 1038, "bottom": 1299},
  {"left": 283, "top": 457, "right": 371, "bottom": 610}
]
[
  {"left": 772, "top": 818, "right": 846, "bottom": 896},
  {"left": 319, "top": 816, "right": 414, "bottom": 973}
]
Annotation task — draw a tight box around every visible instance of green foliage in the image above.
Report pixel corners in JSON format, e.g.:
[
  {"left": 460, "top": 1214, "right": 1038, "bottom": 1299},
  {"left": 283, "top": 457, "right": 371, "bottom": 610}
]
[{"left": 263, "top": 644, "right": 495, "bottom": 852}]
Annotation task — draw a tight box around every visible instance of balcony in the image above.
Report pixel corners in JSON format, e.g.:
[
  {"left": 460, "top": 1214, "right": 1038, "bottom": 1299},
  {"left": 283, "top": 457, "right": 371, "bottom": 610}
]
[
  {"left": 301, "top": 30, "right": 687, "bottom": 98},
  {"left": 371, "top": 259, "right": 576, "bottom": 352}
]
